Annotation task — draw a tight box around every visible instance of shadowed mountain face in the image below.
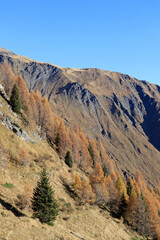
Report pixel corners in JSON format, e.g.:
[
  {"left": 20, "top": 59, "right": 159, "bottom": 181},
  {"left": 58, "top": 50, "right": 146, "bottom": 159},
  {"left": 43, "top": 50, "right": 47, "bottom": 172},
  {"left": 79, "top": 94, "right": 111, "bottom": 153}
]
[{"left": 0, "top": 48, "right": 160, "bottom": 185}]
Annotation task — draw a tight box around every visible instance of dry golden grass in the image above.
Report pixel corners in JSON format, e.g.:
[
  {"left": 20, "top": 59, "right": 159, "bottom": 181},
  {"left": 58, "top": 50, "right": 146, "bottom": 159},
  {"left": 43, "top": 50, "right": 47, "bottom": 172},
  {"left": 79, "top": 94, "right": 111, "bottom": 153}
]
[
  {"left": 0, "top": 95, "right": 144, "bottom": 240},
  {"left": 0, "top": 204, "right": 143, "bottom": 240},
  {"left": 0, "top": 129, "right": 144, "bottom": 240}
]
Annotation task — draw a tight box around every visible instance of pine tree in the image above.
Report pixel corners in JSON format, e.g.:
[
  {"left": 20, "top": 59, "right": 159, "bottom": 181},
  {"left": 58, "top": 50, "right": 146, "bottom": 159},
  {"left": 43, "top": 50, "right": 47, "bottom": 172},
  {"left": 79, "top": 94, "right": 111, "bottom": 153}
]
[
  {"left": 65, "top": 150, "right": 73, "bottom": 168},
  {"left": 10, "top": 84, "right": 21, "bottom": 113},
  {"left": 31, "top": 168, "right": 58, "bottom": 226}
]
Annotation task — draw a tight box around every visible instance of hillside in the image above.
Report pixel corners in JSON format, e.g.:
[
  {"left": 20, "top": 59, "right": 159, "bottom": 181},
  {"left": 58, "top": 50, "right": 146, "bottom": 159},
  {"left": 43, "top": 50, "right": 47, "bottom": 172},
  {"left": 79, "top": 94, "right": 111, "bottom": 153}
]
[
  {"left": 0, "top": 48, "right": 160, "bottom": 239},
  {"left": 0, "top": 48, "right": 160, "bottom": 187},
  {"left": 0, "top": 91, "right": 143, "bottom": 240}
]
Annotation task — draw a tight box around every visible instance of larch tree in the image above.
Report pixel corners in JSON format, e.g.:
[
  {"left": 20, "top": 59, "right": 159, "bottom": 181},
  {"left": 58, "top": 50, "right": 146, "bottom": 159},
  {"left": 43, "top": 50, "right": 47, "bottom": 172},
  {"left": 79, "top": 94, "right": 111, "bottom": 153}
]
[
  {"left": 55, "top": 119, "right": 71, "bottom": 157},
  {"left": 70, "top": 131, "right": 81, "bottom": 166},
  {"left": 73, "top": 175, "right": 82, "bottom": 193},
  {"left": 0, "top": 62, "right": 16, "bottom": 96},
  {"left": 88, "top": 139, "right": 101, "bottom": 165},
  {"left": 33, "top": 91, "right": 43, "bottom": 126},
  {"left": 78, "top": 133, "right": 92, "bottom": 169},
  {"left": 16, "top": 75, "right": 29, "bottom": 110},
  {"left": 79, "top": 179, "right": 95, "bottom": 204},
  {"left": 125, "top": 191, "right": 138, "bottom": 227},
  {"left": 27, "top": 92, "right": 38, "bottom": 126},
  {"left": 106, "top": 175, "right": 118, "bottom": 203},
  {"left": 73, "top": 175, "right": 95, "bottom": 204},
  {"left": 90, "top": 162, "right": 105, "bottom": 185}
]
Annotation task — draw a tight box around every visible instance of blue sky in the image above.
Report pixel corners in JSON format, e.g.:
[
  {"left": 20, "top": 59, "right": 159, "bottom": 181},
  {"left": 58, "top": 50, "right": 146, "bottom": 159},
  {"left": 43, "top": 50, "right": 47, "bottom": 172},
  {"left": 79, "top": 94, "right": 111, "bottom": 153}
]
[{"left": 1, "top": 0, "right": 160, "bottom": 85}]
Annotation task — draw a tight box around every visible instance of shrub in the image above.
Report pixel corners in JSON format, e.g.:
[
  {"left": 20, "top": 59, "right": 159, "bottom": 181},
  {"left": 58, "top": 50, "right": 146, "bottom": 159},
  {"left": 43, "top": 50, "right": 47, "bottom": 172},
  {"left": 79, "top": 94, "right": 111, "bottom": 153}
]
[{"left": 2, "top": 182, "right": 14, "bottom": 189}]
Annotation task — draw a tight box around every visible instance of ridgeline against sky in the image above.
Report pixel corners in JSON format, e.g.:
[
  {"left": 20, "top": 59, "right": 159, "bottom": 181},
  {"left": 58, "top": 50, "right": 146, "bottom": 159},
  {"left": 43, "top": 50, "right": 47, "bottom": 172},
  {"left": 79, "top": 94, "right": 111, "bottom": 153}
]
[{"left": 0, "top": 0, "right": 160, "bottom": 86}]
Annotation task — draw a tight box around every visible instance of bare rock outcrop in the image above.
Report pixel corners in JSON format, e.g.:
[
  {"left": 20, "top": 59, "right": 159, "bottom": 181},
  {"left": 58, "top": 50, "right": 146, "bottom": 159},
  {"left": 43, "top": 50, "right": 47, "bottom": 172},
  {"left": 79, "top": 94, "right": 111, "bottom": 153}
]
[{"left": 0, "top": 110, "right": 36, "bottom": 143}]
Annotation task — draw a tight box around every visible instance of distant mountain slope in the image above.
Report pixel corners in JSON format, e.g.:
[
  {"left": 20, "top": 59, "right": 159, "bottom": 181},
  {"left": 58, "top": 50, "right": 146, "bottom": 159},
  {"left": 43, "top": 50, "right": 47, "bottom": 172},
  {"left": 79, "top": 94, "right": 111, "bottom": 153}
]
[{"left": 0, "top": 48, "right": 160, "bottom": 186}]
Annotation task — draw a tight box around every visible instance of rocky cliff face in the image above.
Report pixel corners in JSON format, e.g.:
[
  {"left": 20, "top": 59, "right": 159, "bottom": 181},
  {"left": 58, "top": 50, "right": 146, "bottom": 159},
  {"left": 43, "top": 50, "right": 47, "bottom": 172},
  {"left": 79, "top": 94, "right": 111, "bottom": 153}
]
[{"left": 0, "top": 48, "right": 160, "bottom": 185}]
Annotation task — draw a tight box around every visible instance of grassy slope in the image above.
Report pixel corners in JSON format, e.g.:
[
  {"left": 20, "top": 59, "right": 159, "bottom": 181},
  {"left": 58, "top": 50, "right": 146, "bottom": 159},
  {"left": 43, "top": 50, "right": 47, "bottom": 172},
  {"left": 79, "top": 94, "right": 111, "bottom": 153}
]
[{"left": 0, "top": 96, "right": 144, "bottom": 240}]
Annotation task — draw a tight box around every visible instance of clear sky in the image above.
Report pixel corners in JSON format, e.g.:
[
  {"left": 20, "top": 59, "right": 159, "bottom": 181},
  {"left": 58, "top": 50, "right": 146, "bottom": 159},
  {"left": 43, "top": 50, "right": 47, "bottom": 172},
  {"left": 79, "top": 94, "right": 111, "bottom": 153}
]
[{"left": 0, "top": 0, "right": 160, "bottom": 85}]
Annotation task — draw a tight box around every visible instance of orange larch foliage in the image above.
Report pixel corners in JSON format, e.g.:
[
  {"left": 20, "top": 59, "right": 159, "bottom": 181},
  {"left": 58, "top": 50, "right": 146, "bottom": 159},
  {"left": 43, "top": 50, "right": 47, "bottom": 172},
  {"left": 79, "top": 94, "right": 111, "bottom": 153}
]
[
  {"left": 33, "top": 91, "right": 44, "bottom": 126},
  {"left": 16, "top": 75, "right": 29, "bottom": 110},
  {"left": 40, "top": 98, "right": 55, "bottom": 138},
  {"left": 78, "top": 133, "right": 92, "bottom": 170},
  {"left": 132, "top": 178, "right": 141, "bottom": 195},
  {"left": 115, "top": 175, "right": 128, "bottom": 199},
  {"left": 144, "top": 191, "right": 160, "bottom": 238},
  {"left": 73, "top": 175, "right": 95, "bottom": 204},
  {"left": 90, "top": 162, "right": 105, "bottom": 185},
  {"left": 26, "top": 91, "right": 39, "bottom": 126},
  {"left": 55, "top": 119, "right": 72, "bottom": 157},
  {"left": 80, "top": 179, "right": 95, "bottom": 204},
  {"left": 88, "top": 139, "right": 101, "bottom": 164},
  {"left": 125, "top": 191, "right": 138, "bottom": 226},
  {"left": 73, "top": 175, "right": 82, "bottom": 191},
  {"left": 135, "top": 170, "right": 148, "bottom": 193},
  {"left": 105, "top": 175, "right": 118, "bottom": 201},
  {"left": 0, "top": 62, "right": 16, "bottom": 96},
  {"left": 70, "top": 131, "right": 81, "bottom": 166},
  {"left": 1, "top": 62, "right": 160, "bottom": 237}
]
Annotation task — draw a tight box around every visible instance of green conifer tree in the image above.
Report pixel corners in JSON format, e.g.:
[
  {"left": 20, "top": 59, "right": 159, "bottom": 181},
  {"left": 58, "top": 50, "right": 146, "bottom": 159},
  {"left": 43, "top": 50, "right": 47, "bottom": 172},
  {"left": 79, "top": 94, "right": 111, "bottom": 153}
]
[
  {"left": 127, "top": 178, "right": 132, "bottom": 196},
  {"left": 118, "top": 192, "right": 128, "bottom": 219},
  {"left": 88, "top": 144, "right": 95, "bottom": 165},
  {"left": 31, "top": 168, "right": 58, "bottom": 226},
  {"left": 55, "top": 133, "right": 60, "bottom": 153},
  {"left": 10, "top": 84, "right": 21, "bottom": 113},
  {"left": 102, "top": 165, "right": 108, "bottom": 177},
  {"left": 65, "top": 150, "right": 73, "bottom": 168}
]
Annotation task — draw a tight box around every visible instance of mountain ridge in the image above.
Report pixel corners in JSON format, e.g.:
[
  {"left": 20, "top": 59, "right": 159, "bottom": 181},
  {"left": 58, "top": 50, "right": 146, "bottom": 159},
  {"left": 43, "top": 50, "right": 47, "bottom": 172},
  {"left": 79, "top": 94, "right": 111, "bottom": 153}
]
[{"left": 0, "top": 48, "right": 160, "bottom": 187}]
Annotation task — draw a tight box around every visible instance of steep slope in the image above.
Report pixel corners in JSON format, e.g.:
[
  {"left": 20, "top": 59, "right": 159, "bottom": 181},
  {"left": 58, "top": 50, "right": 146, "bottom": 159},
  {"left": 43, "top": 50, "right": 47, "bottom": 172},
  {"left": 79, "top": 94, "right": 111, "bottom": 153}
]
[
  {"left": 0, "top": 48, "right": 160, "bottom": 186},
  {"left": 0, "top": 94, "right": 143, "bottom": 240}
]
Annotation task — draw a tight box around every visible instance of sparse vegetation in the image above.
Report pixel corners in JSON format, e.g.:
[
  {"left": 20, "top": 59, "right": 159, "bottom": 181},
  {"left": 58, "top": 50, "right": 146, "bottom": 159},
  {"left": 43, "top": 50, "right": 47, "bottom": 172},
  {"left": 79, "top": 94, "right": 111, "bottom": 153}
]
[
  {"left": 2, "top": 182, "right": 14, "bottom": 189},
  {"left": 0, "top": 62, "right": 160, "bottom": 239}
]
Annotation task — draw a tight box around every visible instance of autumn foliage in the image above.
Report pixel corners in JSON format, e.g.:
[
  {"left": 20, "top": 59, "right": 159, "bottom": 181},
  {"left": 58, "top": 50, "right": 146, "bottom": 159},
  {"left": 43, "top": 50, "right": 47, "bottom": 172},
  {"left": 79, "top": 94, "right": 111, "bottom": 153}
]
[{"left": 1, "top": 62, "right": 160, "bottom": 238}]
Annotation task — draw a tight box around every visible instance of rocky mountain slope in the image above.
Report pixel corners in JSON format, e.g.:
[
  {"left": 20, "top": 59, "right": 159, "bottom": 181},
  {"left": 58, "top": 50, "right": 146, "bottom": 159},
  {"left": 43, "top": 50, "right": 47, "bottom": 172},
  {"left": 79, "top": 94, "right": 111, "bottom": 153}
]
[
  {"left": 0, "top": 90, "right": 143, "bottom": 240},
  {"left": 0, "top": 47, "right": 160, "bottom": 186}
]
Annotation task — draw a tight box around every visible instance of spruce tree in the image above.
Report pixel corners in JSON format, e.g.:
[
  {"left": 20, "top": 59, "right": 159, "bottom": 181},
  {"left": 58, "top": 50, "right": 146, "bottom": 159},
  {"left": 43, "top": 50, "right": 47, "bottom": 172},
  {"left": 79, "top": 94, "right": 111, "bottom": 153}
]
[
  {"left": 55, "top": 133, "right": 60, "bottom": 153},
  {"left": 127, "top": 178, "right": 132, "bottom": 196},
  {"left": 65, "top": 150, "right": 73, "bottom": 168},
  {"left": 31, "top": 168, "right": 58, "bottom": 226},
  {"left": 10, "top": 84, "right": 21, "bottom": 113},
  {"left": 102, "top": 165, "right": 108, "bottom": 177},
  {"left": 118, "top": 192, "right": 128, "bottom": 219},
  {"left": 88, "top": 144, "right": 94, "bottom": 165}
]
